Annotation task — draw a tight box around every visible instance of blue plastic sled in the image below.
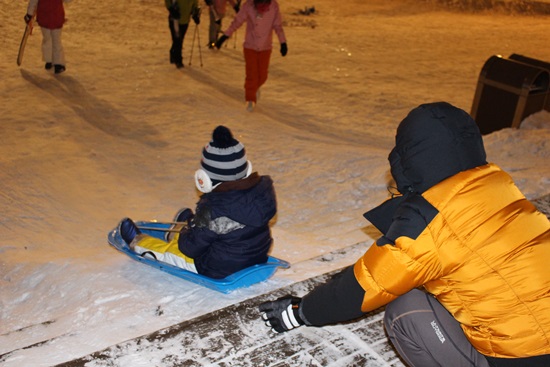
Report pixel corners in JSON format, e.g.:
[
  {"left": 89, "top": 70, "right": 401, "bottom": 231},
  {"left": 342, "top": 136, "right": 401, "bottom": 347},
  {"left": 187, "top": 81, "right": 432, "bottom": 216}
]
[{"left": 108, "top": 220, "right": 290, "bottom": 293}]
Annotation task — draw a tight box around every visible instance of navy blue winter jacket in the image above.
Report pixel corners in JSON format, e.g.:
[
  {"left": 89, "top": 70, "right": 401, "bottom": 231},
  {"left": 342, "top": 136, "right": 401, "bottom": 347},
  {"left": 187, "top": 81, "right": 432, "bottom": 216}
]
[{"left": 178, "top": 173, "right": 277, "bottom": 279}]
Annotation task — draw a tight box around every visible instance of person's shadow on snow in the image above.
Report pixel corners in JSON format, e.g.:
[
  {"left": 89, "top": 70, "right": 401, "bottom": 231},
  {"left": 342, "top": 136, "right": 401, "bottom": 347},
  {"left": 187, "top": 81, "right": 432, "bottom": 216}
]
[{"left": 20, "top": 70, "right": 167, "bottom": 148}]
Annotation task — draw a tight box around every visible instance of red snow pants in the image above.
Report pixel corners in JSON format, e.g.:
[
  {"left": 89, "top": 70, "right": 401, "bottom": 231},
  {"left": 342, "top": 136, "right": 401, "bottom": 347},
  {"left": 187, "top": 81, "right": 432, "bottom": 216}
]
[{"left": 243, "top": 48, "right": 272, "bottom": 103}]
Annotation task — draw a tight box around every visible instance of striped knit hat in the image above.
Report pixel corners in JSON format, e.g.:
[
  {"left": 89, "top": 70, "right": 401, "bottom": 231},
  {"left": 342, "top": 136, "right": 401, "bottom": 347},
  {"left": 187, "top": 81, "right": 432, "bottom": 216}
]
[{"left": 200, "top": 126, "right": 249, "bottom": 186}]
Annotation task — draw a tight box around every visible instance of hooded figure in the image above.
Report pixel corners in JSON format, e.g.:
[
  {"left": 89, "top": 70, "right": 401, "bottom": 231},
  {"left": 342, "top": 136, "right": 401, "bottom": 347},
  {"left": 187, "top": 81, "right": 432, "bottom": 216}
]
[
  {"left": 364, "top": 101, "right": 487, "bottom": 234},
  {"left": 390, "top": 101, "right": 487, "bottom": 194},
  {"left": 259, "top": 102, "right": 550, "bottom": 367},
  {"left": 119, "top": 126, "right": 277, "bottom": 279}
]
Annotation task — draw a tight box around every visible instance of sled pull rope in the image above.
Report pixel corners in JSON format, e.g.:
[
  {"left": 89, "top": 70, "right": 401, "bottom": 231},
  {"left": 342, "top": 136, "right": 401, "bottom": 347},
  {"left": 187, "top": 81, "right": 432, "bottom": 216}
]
[{"left": 136, "top": 226, "right": 185, "bottom": 233}]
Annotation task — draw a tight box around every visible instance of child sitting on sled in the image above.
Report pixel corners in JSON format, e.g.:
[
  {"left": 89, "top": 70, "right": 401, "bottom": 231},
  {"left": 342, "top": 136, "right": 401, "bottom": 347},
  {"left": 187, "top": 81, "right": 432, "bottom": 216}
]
[{"left": 119, "top": 125, "right": 277, "bottom": 279}]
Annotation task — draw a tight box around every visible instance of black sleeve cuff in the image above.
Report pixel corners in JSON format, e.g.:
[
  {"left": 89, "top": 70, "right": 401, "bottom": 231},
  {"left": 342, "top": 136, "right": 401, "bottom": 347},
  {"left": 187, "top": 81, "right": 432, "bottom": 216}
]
[{"left": 300, "top": 266, "right": 366, "bottom": 326}]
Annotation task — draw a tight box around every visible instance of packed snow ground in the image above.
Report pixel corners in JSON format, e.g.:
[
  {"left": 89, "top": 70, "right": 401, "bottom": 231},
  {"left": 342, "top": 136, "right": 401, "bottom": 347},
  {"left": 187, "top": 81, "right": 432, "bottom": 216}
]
[{"left": 1, "top": 0, "right": 549, "bottom": 365}]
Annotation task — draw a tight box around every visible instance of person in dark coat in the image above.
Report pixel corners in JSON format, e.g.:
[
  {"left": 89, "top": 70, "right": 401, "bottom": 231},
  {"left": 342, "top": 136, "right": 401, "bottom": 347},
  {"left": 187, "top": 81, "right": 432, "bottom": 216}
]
[{"left": 119, "top": 125, "right": 277, "bottom": 279}]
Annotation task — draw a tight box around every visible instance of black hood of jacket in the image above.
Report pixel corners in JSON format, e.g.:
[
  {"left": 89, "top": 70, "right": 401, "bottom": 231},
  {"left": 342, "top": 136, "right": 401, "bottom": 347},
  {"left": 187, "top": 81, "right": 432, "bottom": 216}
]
[
  {"left": 365, "top": 102, "right": 487, "bottom": 234},
  {"left": 390, "top": 102, "right": 487, "bottom": 194}
]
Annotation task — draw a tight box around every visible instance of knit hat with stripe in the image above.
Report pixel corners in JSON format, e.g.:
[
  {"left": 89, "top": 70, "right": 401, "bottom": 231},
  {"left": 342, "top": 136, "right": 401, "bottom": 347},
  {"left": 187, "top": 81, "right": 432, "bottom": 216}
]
[{"left": 201, "top": 126, "right": 248, "bottom": 185}]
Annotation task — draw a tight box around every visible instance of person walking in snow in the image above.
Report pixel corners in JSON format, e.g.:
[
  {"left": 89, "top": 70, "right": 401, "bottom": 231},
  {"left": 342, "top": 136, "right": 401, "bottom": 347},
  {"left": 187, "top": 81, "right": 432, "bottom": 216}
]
[
  {"left": 215, "top": 0, "right": 287, "bottom": 112},
  {"left": 204, "top": 0, "right": 240, "bottom": 49},
  {"left": 259, "top": 102, "right": 550, "bottom": 367},
  {"left": 166, "top": 0, "right": 201, "bottom": 69},
  {"left": 119, "top": 125, "right": 277, "bottom": 279},
  {"left": 24, "top": 0, "right": 70, "bottom": 74}
]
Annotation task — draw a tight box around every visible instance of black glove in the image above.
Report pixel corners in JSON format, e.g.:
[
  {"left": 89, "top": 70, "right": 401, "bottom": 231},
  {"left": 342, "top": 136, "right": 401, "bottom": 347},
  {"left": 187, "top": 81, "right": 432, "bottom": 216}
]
[
  {"left": 259, "top": 296, "right": 305, "bottom": 333},
  {"left": 176, "top": 208, "right": 194, "bottom": 223},
  {"left": 192, "top": 7, "right": 201, "bottom": 25},
  {"left": 215, "top": 34, "right": 229, "bottom": 49},
  {"left": 234, "top": 2, "right": 240, "bottom": 13},
  {"left": 280, "top": 42, "right": 288, "bottom": 57},
  {"left": 205, "top": 0, "right": 213, "bottom": 5},
  {"left": 24, "top": 14, "right": 33, "bottom": 24}
]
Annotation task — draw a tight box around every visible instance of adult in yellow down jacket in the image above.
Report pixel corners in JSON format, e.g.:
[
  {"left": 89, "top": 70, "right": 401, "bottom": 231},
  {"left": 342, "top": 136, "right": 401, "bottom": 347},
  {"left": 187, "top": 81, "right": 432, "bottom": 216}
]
[{"left": 259, "top": 102, "right": 550, "bottom": 367}]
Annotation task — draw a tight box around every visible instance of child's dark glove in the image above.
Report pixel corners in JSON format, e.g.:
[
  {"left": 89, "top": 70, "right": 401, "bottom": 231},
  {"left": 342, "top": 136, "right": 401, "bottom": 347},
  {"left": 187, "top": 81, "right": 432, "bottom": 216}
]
[
  {"left": 205, "top": 0, "right": 213, "bottom": 5},
  {"left": 24, "top": 14, "right": 33, "bottom": 23},
  {"left": 259, "top": 296, "right": 305, "bottom": 333},
  {"left": 215, "top": 34, "right": 229, "bottom": 49},
  {"left": 176, "top": 208, "right": 194, "bottom": 224},
  {"left": 280, "top": 42, "right": 288, "bottom": 57},
  {"left": 234, "top": 1, "right": 240, "bottom": 13}
]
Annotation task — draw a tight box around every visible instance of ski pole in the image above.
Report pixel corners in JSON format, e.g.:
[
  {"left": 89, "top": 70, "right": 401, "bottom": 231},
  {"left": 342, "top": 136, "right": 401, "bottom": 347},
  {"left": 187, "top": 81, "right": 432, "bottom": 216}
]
[
  {"left": 196, "top": 22, "right": 203, "bottom": 67},
  {"left": 189, "top": 23, "right": 197, "bottom": 66}
]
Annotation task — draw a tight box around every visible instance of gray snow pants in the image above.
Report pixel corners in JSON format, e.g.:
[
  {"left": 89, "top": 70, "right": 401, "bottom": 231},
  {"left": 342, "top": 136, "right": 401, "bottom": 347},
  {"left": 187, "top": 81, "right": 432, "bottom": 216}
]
[
  {"left": 384, "top": 289, "right": 490, "bottom": 367},
  {"left": 40, "top": 27, "right": 65, "bottom": 66}
]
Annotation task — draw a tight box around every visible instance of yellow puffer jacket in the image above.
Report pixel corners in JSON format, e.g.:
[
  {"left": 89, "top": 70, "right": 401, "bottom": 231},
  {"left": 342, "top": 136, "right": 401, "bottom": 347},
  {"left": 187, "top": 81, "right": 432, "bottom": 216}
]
[{"left": 354, "top": 163, "right": 550, "bottom": 358}]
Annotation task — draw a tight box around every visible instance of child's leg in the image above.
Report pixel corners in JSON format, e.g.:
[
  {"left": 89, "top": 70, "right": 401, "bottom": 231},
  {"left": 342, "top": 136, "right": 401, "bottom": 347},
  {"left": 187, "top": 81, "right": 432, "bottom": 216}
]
[
  {"left": 41, "top": 27, "right": 53, "bottom": 64},
  {"left": 384, "top": 289, "right": 490, "bottom": 367},
  {"left": 51, "top": 28, "right": 65, "bottom": 66},
  {"left": 244, "top": 48, "right": 259, "bottom": 102},
  {"left": 132, "top": 234, "right": 197, "bottom": 273},
  {"left": 257, "top": 49, "right": 272, "bottom": 90},
  {"left": 244, "top": 49, "right": 272, "bottom": 102}
]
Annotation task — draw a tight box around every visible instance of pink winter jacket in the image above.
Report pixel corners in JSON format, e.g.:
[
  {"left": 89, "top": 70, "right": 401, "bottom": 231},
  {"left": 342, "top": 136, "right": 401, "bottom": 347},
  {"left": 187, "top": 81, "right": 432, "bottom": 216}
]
[
  {"left": 223, "top": 0, "right": 286, "bottom": 52},
  {"left": 27, "top": 0, "right": 66, "bottom": 29}
]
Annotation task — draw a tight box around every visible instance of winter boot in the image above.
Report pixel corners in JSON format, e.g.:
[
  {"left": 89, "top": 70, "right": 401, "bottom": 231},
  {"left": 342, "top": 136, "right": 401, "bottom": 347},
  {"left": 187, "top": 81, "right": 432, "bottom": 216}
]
[
  {"left": 119, "top": 218, "right": 141, "bottom": 246},
  {"left": 246, "top": 101, "right": 255, "bottom": 112},
  {"left": 54, "top": 64, "right": 66, "bottom": 74}
]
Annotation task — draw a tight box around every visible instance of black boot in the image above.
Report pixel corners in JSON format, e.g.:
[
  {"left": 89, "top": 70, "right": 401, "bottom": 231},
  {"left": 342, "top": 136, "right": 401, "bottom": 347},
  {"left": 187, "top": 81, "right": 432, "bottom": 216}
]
[
  {"left": 119, "top": 218, "right": 141, "bottom": 245},
  {"left": 45, "top": 62, "right": 53, "bottom": 70},
  {"left": 54, "top": 64, "right": 66, "bottom": 74}
]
